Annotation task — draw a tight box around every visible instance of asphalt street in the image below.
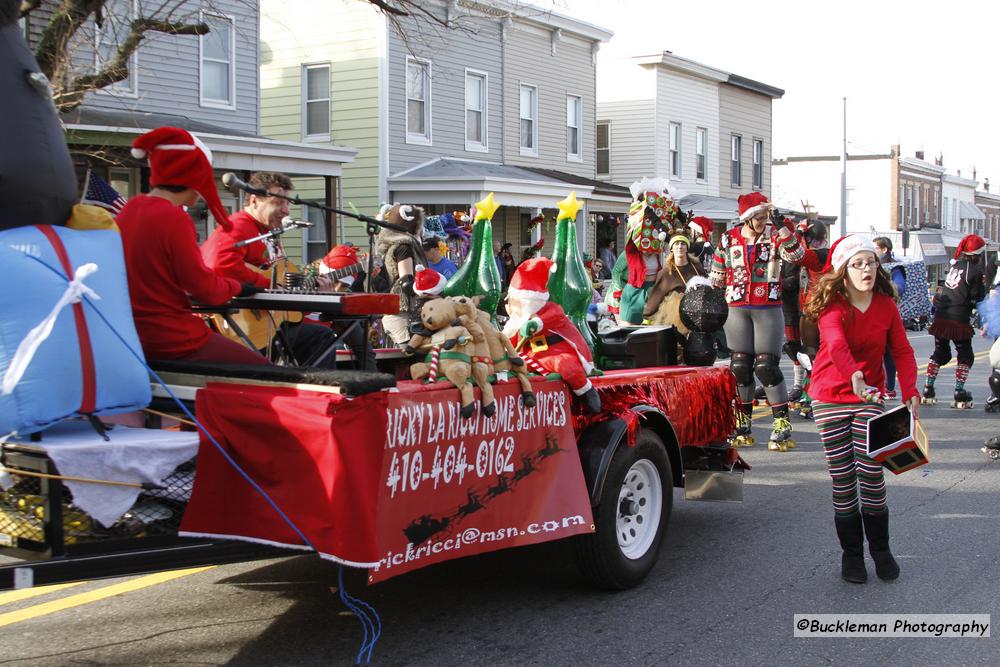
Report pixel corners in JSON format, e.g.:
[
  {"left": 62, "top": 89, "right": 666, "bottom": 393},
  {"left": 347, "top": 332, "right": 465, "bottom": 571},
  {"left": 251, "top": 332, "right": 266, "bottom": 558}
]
[{"left": 1, "top": 330, "right": 998, "bottom": 666}]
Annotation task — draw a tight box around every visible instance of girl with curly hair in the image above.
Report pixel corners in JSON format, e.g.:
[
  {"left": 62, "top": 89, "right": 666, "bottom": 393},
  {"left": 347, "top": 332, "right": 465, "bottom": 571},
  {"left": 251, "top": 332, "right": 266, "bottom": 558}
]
[{"left": 804, "top": 234, "right": 918, "bottom": 584}]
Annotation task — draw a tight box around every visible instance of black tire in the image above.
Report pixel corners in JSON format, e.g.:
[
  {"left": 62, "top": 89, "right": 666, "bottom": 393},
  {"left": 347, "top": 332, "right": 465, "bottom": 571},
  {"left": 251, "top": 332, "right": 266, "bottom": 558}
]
[{"left": 574, "top": 428, "right": 672, "bottom": 590}]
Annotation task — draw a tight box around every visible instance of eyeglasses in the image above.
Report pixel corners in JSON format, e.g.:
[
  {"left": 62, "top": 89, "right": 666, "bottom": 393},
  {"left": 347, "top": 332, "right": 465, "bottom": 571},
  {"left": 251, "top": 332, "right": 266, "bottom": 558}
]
[{"left": 848, "top": 259, "right": 878, "bottom": 270}]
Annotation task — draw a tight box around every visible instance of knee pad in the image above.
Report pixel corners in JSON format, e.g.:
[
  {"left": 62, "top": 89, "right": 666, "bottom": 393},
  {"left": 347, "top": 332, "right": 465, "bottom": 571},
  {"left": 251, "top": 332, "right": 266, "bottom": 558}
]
[
  {"left": 753, "top": 352, "right": 784, "bottom": 387},
  {"left": 730, "top": 352, "right": 754, "bottom": 386},
  {"left": 782, "top": 339, "right": 802, "bottom": 362},
  {"left": 956, "top": 342, "right": 975, "bottom": 367}
]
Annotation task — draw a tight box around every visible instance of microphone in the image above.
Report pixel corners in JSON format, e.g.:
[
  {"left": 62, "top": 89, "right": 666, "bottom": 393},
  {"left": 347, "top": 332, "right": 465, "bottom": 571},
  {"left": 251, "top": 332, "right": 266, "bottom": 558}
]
[
  {"left": 221, "top": 172, "right": 268, "bottom": 197},
  {"left": 280, "top": 216, "right": 314, "bottom": 228}
]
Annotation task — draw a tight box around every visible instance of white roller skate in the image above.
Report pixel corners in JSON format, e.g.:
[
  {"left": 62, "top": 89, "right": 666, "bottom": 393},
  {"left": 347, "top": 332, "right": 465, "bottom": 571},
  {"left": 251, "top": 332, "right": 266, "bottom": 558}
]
[{"left": 983, "top": 436, "right": 1000, "bottom": 462}]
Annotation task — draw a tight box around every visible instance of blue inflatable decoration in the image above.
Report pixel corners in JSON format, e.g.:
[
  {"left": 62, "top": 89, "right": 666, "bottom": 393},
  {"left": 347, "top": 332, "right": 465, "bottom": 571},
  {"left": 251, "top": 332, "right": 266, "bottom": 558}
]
[
  {"left": 979, "top": 289, "right": 1000, "bottom": 340},
  {"left": 0, "top": 225, "right": 151, "bottom": 435}
]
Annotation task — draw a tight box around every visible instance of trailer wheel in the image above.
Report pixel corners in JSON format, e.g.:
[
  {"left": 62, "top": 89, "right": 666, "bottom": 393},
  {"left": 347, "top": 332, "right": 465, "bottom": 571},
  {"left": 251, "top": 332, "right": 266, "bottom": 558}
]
[{"left": 574, "top": 427, "right": 672, "bottom": 590}]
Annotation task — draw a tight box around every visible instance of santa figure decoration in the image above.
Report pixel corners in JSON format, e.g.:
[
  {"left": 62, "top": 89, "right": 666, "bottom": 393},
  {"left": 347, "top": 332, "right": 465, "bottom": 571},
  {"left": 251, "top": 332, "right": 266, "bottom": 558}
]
[{"left": 503, "top": 257, "right": 602, "bottom": 413}]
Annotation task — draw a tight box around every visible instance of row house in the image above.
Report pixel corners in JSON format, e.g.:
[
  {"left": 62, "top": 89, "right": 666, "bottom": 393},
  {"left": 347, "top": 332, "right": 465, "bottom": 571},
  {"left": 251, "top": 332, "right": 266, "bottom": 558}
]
[
  {"left": 595, "top": 50, "right": 784, "bottom": 243},
  {"left": 260, "top": 0, "right": 621, "bottom": 263},
  {"left": 22, "top": 0, "right": 354, "bottom": 251},
  {"left": 773, "top": 146, "right": 1000, "bottom": 284}
]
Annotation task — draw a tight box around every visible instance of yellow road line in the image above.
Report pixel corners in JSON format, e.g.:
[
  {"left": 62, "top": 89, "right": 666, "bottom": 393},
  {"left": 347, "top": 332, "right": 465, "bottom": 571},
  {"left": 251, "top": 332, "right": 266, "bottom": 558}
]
[
  {"left": 0, "top": 566, "right": 215, "bottom": 628},
  {"left": 0, "top": 581, "right": 86, "bottom": 607}
]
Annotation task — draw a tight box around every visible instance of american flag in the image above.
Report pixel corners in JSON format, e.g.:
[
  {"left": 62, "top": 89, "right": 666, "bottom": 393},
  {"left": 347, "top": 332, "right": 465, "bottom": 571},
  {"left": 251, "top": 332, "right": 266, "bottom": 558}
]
[{"left": 80, "top": 170, "right": 127, "bottom": 215}]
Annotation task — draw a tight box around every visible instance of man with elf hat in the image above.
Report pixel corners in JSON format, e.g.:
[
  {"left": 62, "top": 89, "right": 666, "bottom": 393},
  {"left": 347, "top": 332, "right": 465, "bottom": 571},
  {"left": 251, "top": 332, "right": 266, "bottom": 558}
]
[
  {"left": 503, "top": 257, "right": 602, "bottom": 414},
  {"left": 921, "top": 233, "right": 987, "bottom": 408},
  {"left": 201, "top": 172, "right": 349, "bottom": 368},
  {"left": 117, "top": 127, "right": 268, "bottom": 365},
  {"left": 710, "top": 191, "right": 805, "bottom": 450},
  {"left": 305, "top": 244, "right": 375, "bottom": 370}
]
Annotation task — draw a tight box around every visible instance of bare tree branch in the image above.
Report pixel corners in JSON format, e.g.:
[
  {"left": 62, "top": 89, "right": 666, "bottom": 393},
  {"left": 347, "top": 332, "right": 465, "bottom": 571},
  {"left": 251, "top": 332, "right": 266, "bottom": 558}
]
[{"left": 57, "top": 16, "right": 208, "bottom": 111}]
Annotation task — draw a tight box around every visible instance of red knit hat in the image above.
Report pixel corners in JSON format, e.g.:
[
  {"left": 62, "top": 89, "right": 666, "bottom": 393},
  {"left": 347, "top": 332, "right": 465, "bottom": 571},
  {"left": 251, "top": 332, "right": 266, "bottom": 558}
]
[
  {"left": 131, "top": 127, "right": 231, "bottom": 230},
  {"left": 738, "top": 192, "right": 771, "bottom": 221},
  {"left": 690, "top": 216, "right": 714, "bottom": 239},
  {"left": 413, "top": 265, "right": 447, "bottom": 296},
  {"left": 508, "top": 257, "right": 556, "bottom": 301},
  {"left": 955, "top": 234, "right": 986, "bottom": 260},
  {"left": 319, "top": 245, "right": 359, "bottom": 284}
]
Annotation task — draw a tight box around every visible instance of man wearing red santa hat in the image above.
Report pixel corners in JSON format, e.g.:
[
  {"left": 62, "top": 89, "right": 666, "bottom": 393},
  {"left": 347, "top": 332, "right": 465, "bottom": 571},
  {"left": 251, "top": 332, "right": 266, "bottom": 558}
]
[
  {"left": 503, "top": 257, "right": 601, "bottom": 413},
  {"left": 117, "top": 126, "right": 267, "bottom": 365},
  {"left": 922, "top": 233, "right": 987, "bottom": 407},
  {"left": 304, "top": 244, "right": 374, "bottom": 370}
]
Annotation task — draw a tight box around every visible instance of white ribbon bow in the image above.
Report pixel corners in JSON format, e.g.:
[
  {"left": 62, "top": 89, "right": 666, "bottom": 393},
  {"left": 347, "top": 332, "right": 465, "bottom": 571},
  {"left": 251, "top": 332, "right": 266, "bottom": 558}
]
[{"left": 2, "top": 263, "right": 101, "bottom": 395}]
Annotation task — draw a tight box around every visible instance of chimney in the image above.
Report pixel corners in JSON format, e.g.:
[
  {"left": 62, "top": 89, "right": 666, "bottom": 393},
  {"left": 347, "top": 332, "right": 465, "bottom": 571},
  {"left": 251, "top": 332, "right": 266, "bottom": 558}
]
[
  {"left": 915, "top": 150, "right": 925, "bottom": 160},
  {"left": 958, "top": 169, "right": 962, "bottom": 177},
  {"left": 935, "top": 153, "right": 944, "bottom": 166},
  {"left": 985, "top": 178, "right": 991, "bottom": 193},
  {"left": 973, "top": 167, "right": 977, "bottom": 181}
]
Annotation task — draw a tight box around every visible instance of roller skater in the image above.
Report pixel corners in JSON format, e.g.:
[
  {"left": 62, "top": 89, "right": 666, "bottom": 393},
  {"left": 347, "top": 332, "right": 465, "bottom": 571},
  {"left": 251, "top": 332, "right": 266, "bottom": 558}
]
[
  {"left": 804, "top": 235, "right": 920, "bottom": 584},
  {"left": 710, "top": 192, "right": 804, "bottom": 451},
  {"left": 923, "top": 234, "right": 987, "bottom": 407},
  {"left": 786, "top": 217, "right": 829, "bottom": 420}
]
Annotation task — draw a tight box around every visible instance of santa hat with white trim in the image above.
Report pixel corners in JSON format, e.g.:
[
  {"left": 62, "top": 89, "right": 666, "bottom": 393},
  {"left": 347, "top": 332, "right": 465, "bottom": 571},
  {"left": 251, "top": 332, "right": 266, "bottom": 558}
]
[
  {"left": 737, "top": 191, "right": 772, "bottom": 221},
  {"left": 508, "top": 257, "right": 557, "bottom": 303},
  {"left": 954, "top": 234, "right": 986, "bottom": 261},
  {"left": 413, "top": 265, "right": 447, "bottom": 296},
  {"left": 131, "top": 126, "right": 232, "bottom": 231},
  {"left": 825, "top": 234, "right": 877, "bottom": 272}
]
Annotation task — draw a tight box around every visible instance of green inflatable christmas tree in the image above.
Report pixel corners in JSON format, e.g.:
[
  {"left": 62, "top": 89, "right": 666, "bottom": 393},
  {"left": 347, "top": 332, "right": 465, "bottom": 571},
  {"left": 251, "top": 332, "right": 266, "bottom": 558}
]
[
  {"left": 547, "top": 191, "right": 595, "bottom": 350},
  {"left": 442, "top": 192, "right": 503, "bottom": 316}
]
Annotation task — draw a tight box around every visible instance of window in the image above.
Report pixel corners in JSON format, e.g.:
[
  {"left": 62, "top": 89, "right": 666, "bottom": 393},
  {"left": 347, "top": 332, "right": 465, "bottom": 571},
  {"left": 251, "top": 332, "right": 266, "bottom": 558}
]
[
  {"left": 406, "top": 58, "right": 431, "bottom": 144},
  {"left": 668, "top": 122, "right": 681, "bottom": 177},
  {"left": 519, "top": 84, "right": 538, "bottom": 156},
  {"left": 566, "top": 95, "right": 582, "bottom": 160},
  {"left": 200, "top": 13, "right": 234, "bottom": 107},
  {"left": 465, "top": 70, "right": 487, "bottom": 151},
  {"left": 94, "top": 0, "right": 137, "bottom": 96},
  {"left": 304, "top": 206, "right": 328, "bottom": 263},
  {"left": 752, "top": 139, "right": 763, "bottom": 189},
  {"left": 695, "top": 128, "right": 707, "bottom": 181},
  {"left": 730, "top": 134, "right": 742, "bottom": 187},
  {"left": 303, "top": 64, "right": 330, "bottom": 139},
  {"left": 596, "top": 121, "right": 610, "bottom": 176}
]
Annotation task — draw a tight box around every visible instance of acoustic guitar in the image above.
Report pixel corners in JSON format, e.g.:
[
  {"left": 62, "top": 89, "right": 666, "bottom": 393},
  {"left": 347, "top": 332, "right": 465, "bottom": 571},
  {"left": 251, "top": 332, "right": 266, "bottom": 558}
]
[{"left": 215, "top": 258, "right": 363, "bottom": 350}]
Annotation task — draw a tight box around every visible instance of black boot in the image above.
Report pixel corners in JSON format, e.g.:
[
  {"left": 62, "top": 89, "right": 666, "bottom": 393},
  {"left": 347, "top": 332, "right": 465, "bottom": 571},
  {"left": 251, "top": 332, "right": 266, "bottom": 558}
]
[
  {"left": 834, "top": 512, "right": 868, "bottom": 584},
  {"left": 862, "top": 510, "right": 900, "bottom": 581},
  {"left": 580, "top": 387, "right": 602, "bottom": 414}
]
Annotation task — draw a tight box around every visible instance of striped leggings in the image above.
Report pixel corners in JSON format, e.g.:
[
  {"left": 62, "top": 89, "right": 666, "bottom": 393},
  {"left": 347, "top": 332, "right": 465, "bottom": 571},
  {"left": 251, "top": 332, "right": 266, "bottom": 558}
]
[{"left": 813, "top": 402, "right": 887, "bottom": 517}]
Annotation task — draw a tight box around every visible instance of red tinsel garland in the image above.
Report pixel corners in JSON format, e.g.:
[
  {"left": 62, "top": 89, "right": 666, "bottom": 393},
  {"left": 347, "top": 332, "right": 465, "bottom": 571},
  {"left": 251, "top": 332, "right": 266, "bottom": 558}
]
[{"left": 573, "top": 367, "right": 736, "bottom": 447}]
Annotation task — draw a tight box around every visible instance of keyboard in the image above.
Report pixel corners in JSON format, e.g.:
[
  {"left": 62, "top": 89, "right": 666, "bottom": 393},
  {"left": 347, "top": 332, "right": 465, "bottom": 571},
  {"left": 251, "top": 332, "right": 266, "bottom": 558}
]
[{"left": 206, "top": 291, "right": 399, "bottom": 316}]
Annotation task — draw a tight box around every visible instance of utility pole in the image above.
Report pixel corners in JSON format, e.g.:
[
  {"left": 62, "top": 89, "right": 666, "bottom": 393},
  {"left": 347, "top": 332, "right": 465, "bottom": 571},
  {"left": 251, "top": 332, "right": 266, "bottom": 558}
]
[{"left": 840, "top": 97, "right": 847, "bottom": 239}]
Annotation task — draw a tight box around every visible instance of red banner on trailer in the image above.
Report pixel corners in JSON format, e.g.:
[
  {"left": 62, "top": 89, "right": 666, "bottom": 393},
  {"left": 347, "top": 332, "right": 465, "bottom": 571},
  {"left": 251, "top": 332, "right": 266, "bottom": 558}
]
[{"left": 180, "top": 377, "right": 594, "bottom": 578}]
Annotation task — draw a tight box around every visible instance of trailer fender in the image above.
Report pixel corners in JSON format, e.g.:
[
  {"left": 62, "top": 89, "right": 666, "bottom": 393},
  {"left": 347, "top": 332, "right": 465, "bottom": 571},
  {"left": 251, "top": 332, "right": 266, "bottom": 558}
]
[{"left": 576, "top": 405, "right": 682, "bottom": 506}]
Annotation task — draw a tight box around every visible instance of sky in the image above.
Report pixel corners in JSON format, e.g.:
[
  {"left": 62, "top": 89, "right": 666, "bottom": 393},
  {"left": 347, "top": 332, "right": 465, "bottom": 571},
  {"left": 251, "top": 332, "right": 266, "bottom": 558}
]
[{"left": 548, "top": 0, "right": 1000, "bottom": 187}]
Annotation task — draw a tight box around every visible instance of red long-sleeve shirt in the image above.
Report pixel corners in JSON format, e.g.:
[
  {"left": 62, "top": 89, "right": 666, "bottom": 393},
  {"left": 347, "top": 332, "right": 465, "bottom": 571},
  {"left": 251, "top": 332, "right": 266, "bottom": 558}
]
[
  {"left": 118, "top": 195, "right": 241, "bottom": 359},
  {"left": 809, "top": 293, "right": 919, "bottom": 403},
  {"left": 200, "top": 210, "right": 272, "bottom": 288}
]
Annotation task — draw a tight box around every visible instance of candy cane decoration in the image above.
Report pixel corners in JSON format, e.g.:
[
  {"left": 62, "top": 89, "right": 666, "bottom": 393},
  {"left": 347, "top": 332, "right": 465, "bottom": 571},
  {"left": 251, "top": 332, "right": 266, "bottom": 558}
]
[
  {"left": 521, "top": 352, "right": 548, "bottom": 376},
  {"left": 427, "top": 345, "right": 442, "bottom": 382}
]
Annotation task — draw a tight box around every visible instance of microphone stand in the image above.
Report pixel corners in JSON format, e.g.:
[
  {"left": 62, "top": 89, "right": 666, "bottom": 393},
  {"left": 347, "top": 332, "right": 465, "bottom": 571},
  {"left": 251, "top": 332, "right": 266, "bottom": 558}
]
[{"left": 232, "top": 187, "right": 412, "bottom": 367}]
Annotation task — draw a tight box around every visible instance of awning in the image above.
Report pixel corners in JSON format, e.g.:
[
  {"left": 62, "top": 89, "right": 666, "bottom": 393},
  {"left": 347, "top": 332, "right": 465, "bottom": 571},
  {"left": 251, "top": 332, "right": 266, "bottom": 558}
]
[
  {"left": 678, "top": 194, "right": 738, "bottom": 222},
  {"left": 62, "top": 108, "right": 358, "bottom": 176},
  {"left": 959, "top": 201, "right": 986, "bottom": 220},
  {"left": 388, "top": 157, "right": 601, "bottom": 208},
  {"left": 915, "top": 232, "right": 949, "bottom": 265}
]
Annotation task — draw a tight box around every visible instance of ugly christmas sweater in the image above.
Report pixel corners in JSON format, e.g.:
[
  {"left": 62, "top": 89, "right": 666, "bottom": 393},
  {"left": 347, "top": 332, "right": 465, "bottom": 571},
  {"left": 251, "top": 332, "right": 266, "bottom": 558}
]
[{"left": 710, "top": 226, "right": 804, "bottom": 307}]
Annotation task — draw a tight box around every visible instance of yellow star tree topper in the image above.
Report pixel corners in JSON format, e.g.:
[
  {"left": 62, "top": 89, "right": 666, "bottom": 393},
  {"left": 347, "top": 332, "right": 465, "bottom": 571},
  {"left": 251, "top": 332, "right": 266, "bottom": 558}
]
[
  {"left": 556, "top": 191, "right": 583, "bottom": 222},
  {"left": 473, "top": 192, "right": 501, "bottom": 222}
]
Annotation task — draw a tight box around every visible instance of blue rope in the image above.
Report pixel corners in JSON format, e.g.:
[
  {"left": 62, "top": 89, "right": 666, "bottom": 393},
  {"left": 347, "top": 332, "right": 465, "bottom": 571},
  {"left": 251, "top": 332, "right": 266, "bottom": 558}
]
[{"left": 20, "top": 251, "right": 382, "bottom": 661}]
